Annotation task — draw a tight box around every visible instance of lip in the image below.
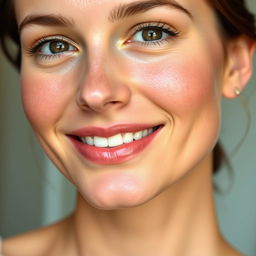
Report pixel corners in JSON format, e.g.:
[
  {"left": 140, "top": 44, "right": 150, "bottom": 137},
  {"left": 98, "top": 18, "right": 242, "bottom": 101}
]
[{"left": 68, "top": 124, "right": 163, "bottom": 165}]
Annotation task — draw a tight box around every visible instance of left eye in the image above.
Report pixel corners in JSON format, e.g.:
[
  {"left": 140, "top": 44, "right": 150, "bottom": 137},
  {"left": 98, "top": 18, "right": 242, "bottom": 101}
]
[
  {"left": 130, "top": 24, "right": 178, "bottom": 44},
  {"left": 39, "top": 40, "right": 76, "bottom": 55},
  {"left": 133, "top": 27, "right": 166, "bottom": 42}
]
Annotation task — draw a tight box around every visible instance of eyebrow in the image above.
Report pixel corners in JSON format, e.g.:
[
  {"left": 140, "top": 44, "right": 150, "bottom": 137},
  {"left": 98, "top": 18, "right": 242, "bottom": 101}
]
[
  {"left": 18, "top": 14, "right": 74, "bottom": 32},
  {"left": 108, "top": 0, "right": 193, "bottom": 22},
  {"left": 18, "top": 0, "right": 192, "bottom": 32}
]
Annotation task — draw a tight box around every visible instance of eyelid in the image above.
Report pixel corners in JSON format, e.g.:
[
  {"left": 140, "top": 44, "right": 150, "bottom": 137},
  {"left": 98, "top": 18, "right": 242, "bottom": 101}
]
[
  {"left": 122, "top": 21, "right": 180, "bottom": 50},
  {"left": 28, "top": 35, "right": 80, "bottom": 54},
  {"left": 128, "top": 21, "right": 179, "bottom": 39}
]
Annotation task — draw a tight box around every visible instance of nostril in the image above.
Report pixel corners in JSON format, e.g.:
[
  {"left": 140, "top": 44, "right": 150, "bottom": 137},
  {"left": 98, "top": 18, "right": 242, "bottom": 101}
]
[
  {"left": 76, "top": 99, "right": 91, "bottom": 111},
  {"left": 106, "top": 100, "right": 121, "bottom": 105}
]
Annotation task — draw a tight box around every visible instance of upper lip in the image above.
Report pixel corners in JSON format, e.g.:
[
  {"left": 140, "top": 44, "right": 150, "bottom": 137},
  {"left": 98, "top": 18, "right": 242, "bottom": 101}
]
[{"left": 69, "top": 123, "right": 163, "bottom": 138}]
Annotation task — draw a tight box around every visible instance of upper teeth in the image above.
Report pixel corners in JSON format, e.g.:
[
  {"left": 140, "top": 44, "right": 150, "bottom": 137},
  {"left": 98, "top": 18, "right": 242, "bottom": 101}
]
[{"left": 80, "top": 128, "right": 154, "bottom": 148}]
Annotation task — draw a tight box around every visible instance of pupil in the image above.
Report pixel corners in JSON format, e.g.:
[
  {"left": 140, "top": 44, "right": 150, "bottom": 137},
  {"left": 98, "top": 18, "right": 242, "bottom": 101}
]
[
  {"left": 50, "top": 41, "right": 69, "bottom": 53},
  {"left": 142, "top": 28, "right": 162, "bottom": 41}
]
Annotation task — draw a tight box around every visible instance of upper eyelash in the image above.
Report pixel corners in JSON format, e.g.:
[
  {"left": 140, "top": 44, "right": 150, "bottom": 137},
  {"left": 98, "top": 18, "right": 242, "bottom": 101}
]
[
  {"left": 131, "top": 21, "right": 180, "bottom": 38},
  {"left": 27, "top": 35, "right": 78, "bottom": 55},
  {"left": 26, "top": 22, "right": 178, "bottom": 58}
]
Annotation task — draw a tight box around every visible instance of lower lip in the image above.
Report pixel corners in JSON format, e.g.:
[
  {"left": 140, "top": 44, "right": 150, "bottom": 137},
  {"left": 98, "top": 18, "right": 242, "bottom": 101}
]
[{"left": 69, "top": 128, "right": 161, "bottom": 165}]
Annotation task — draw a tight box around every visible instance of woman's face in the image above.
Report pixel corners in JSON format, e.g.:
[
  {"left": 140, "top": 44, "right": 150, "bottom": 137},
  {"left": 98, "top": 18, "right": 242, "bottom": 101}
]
[{"left": 15, "top": 0, "right": 226, "bottom": 209}]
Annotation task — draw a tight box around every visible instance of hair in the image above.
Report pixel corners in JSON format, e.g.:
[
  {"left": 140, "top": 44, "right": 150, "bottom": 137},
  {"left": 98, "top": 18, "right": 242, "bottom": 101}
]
[{"left": 0, "top": 0, "right": 255, "bottom": 173}]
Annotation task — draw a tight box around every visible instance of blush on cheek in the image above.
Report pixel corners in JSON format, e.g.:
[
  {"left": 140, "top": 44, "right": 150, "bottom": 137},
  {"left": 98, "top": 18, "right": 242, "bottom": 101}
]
[
  {"left": 21, "top": 74, "right": 70, "bottom": 129},
  {"left": 131, "top": 56, "right": 218, "bottom": 115}
]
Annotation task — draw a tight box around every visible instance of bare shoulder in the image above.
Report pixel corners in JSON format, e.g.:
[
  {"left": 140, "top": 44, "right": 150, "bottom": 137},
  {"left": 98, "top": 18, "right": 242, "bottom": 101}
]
[{"left": 2, "top": 217, "right": 71, "bottom": 256}]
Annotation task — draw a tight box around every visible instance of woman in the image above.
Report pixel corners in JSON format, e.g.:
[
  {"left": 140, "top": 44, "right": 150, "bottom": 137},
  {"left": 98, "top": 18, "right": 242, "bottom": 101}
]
[{"left": 0, "top": 0, "right": 255, "bottom": 255}]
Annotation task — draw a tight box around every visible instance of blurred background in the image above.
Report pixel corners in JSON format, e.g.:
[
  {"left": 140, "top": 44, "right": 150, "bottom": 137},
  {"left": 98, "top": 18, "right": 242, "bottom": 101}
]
[{"left": 0, "top": 1, "right": 256, "bottom": 255}]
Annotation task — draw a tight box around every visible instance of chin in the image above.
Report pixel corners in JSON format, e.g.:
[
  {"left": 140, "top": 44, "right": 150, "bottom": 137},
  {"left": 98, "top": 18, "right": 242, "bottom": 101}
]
[
  {"left": 87, "top": 191, "right": 149, "bottom": 210},
  {"left": 79, "top": 173, "right": 155, "bottom": 210}
]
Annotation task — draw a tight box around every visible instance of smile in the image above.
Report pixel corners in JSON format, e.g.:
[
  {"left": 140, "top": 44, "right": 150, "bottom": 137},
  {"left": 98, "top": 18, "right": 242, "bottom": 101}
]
[
  {"left": 78, "top": 126, "right": 158, "bottom": 148},
  {"left": 69, "top": 124, "right": 163, "bottom": 165}
]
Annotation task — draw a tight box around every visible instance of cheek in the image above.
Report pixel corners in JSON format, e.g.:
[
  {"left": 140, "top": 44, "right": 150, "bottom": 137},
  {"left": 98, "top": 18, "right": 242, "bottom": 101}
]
[
  {"left": 125, "top": 52, "right": 222, "bottom": 175},
  {"left": 131, "top": 55, "right": 219, "bottom": 115},
  {"left": 21, "top": 71, "right": 71, "bottom": 130}
]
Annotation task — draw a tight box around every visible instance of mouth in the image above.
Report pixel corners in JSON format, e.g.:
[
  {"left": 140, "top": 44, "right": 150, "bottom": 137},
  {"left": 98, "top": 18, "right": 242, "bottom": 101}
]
[
  {"left": 72, "top": 125, "right": 160, "bottom": 148},
  {"left": 68, "top": 124, "right": 163, "bottom": 165}
]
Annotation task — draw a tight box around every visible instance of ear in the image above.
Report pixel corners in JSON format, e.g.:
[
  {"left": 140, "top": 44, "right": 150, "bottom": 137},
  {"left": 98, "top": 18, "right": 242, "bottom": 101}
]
[{"left": 222, "top": 36, "right": 255, "bottom": 99}]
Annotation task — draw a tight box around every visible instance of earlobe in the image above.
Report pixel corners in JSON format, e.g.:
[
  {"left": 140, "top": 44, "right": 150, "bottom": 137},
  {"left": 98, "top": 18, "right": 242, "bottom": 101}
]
[{"left": 222, "top": 36, "right": 255, "bottom": 99}]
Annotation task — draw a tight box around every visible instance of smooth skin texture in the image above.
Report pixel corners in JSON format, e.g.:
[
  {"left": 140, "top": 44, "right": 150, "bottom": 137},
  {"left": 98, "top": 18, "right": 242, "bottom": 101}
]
[{"left": 4, "top": 0, "right": 255, "bottom": 255}]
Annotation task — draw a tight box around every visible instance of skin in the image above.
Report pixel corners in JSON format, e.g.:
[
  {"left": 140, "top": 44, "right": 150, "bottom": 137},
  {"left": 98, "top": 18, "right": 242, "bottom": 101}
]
[{"left": 3, "top": 0, "right": 255, "bottom": 255}]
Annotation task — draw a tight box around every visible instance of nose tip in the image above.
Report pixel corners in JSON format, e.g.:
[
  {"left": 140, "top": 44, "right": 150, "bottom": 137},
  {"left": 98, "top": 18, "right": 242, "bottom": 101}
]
[
  {"left": 78, "top": 90, "right": 125, "bottom": 112},
  {"left": 76, "top": 72, "right": 131, "bottom": 113}
]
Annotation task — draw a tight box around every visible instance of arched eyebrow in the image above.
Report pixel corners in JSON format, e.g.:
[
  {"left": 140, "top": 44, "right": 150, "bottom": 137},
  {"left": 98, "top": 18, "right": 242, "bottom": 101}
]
[
  {"left": 18, "top": 14, "right": 74, "bottom": 33},
  {"left": 108, "top": 0, "right": 193, "bottom": 22},
  {"left": 18, "top": 0, "right": 192, "bottom": 32}
]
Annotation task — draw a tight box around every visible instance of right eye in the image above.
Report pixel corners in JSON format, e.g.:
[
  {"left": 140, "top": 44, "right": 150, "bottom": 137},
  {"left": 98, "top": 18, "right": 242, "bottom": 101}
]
[
  {"left": 28, "top": 36, "right": 79, "bottom": 65},
  {"left": 39, "top": 40, "right": 76, "bottom": 55}
]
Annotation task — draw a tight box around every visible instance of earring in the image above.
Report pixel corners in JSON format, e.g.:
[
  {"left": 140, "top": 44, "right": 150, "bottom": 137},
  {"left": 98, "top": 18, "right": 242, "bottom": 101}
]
[{"left": 233, "top": 87, "right": 241, "bottom": 96}]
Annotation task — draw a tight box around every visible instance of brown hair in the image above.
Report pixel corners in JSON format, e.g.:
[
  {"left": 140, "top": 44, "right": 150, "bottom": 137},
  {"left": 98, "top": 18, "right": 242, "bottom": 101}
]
[
  {"left": 0, "top": 0, "right": 255, "bottom": 173},
  {"left": 209, "top": 0, "right": 256, "bottom": 172}
]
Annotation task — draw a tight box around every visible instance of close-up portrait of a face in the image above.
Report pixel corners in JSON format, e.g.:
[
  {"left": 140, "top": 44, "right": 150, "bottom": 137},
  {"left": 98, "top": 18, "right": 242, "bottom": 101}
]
[{"left": 0, "top": 0, "right": 255, "bottom": 256}]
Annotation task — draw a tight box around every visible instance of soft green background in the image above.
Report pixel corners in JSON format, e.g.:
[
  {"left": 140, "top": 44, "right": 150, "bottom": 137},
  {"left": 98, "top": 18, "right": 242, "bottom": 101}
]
[{"left": 0, "top": 1, "right": 255, "bottom": 255}]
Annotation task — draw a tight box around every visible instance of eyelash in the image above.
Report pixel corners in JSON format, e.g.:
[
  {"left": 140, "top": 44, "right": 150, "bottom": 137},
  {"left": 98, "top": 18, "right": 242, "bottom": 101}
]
[
  {"left": 128, "top": 22, "right": 180, "bottom": 47},
  {"left": 26, "top": 22, "right": 179, "bottom": 63},
  {"left": 27, "top": 35, "right": 78, "bottom": 61}
]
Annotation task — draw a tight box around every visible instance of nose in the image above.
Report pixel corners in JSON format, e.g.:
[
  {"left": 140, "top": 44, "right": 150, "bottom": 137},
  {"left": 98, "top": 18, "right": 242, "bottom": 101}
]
[{"left": 76, "top": 62, "right": 131, "bottom": 113}]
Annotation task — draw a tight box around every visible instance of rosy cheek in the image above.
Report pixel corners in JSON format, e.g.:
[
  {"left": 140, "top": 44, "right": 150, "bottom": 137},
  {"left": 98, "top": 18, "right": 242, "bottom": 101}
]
[
  {"left": 131, "top": 56, "right": 218, "bottom": 115},
  {"left": 21, "top": 72, "right": 70, "bottom": 130}
]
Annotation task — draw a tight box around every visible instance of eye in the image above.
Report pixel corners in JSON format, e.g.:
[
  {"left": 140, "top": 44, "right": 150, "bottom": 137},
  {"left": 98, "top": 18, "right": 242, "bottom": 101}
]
[
  {"left": 127, "top": 22, "right": 179, "bottom": 47},
  {"left": 40, "top": 40, "right": 76, "bottom": 55},
  {"left": 134, "top": 27, "right": 167, "bottom": 42},
  {"left": 27, "top": 35, "right": 79, "bottom": 65}
]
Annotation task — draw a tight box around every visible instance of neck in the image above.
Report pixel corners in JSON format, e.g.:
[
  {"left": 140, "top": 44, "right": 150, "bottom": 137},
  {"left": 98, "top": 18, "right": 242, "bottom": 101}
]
[{"left": 66, "top": 155, "right": 228, "bottom": 256}]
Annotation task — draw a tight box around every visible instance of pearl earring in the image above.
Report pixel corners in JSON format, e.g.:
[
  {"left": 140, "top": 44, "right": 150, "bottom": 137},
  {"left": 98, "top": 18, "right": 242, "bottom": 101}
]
[{"left": 233, "top": 87, "right": 241, "bottom": 96}]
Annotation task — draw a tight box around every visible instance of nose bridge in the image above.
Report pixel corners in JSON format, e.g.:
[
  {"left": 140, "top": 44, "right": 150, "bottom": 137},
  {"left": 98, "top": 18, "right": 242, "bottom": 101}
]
[
  {"left": 83, "top": 41, "right": 108, "bottom": 83},
  {"left": 84, "top": 60, "right": 112, "bottom": 102},
  {"left": 76, "top": 46, "right": 131, "bottom": 113},
  {"left": 86, "top": 52, "right": 110, "bottom": 92}
]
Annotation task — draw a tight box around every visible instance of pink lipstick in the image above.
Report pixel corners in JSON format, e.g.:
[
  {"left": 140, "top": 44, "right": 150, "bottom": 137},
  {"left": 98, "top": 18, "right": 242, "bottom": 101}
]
[{"left": 68, "top": 124, "right": 162, "bottom": 165}]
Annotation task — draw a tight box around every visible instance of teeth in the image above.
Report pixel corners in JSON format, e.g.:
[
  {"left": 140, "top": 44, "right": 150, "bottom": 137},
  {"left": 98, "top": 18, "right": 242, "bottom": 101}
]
[
  {"left": 80, "top": 127, "right": 157, "bottom": 148},
  {"left": 85, "top": 136, "right": 94, "bottom": 146},
  {"left": 123, "top": 132, "right": 133, "bottom": 144},
  {"left": 133, "top": 131, "right": 142, "bottom": 141},
  {"left": 142, "top": 129, "right": 148, "bottom": 137},
  {"left": 94, "top": 136, "right": 108, "bottom": 147},
  {"left": 108, "top": 134, "right": 123, "bottom": 147}
]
